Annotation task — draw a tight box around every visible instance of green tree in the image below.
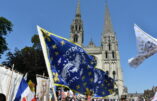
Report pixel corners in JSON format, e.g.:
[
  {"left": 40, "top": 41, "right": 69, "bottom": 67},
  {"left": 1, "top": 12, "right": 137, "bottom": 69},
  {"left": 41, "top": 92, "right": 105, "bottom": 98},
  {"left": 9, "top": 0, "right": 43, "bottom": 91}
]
[
  {"left": 0, "top": 17, "right": 13, "bottom": 58},
  {"left": 31, "top": 34, "right": 41, "bottom": 50},
  {"left": 3, "top": 35, "right": 47, "bottom": 75}
]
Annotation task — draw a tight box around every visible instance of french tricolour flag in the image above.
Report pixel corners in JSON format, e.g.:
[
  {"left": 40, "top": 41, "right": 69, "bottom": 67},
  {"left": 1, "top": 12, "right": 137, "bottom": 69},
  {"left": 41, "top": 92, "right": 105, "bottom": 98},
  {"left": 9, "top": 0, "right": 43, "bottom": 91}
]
[{"left": 14, "top": 78, "right": 35, "bottom": 101}]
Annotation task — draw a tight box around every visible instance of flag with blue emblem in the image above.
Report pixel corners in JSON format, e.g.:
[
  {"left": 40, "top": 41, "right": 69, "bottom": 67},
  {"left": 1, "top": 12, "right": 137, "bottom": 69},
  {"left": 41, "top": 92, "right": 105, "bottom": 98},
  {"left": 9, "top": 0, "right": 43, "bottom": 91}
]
[
  {"left": 93, "top": 69, "right": 114, "bottom": 97},
  {"left": 37, "top": 26, "right": 115, "bottom": 97},
  {"left": 37, "top": 26, "right": 96, "bottom": 95},
  {"left": 51, "top": 68, "right": 68, "bottom": 86}
]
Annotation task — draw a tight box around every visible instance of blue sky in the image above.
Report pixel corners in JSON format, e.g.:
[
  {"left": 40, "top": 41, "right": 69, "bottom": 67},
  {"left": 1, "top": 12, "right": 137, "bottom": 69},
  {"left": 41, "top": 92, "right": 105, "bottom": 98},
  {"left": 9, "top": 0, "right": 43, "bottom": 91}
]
[{"left": 0, "top": 0, "right": 157, "bottom": 93}]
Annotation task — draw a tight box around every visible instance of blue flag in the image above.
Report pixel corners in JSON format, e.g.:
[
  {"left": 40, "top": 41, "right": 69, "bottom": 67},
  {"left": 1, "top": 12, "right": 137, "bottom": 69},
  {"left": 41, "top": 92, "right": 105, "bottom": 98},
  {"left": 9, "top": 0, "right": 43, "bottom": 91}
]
[
  {"left": 14, "top": 78, "right": 34, "bottom": 101},
  {"left": 14, "top": 78, "right": 28, "bottom": 101},
  {"left": 38, "top": 26, "right": 114, "bottom": 97},
  {"left": 93, "top": 69, "right": 114, "bottom": 97},
  {"left": 39, "top": 28, "right": 95, "bottom": 95}
]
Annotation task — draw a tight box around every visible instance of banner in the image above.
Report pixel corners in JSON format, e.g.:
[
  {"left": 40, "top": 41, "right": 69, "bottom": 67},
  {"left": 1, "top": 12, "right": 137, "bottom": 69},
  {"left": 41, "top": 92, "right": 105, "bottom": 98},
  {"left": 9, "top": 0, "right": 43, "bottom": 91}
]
[
  {"left": 0, "top": 66, "right": 23, "bottom": 101},
  {"left": 37, "top": 26, "right": 114, "bottom": 97},
  {"left": 128, "top": 24, "right": 157, "bottom": 67}
]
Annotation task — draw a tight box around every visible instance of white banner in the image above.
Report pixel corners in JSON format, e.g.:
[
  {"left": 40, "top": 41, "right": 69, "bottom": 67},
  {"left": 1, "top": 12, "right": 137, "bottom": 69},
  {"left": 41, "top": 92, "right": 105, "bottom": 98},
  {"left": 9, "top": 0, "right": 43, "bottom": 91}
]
[
  {"left": 36, "top": 75, "right": 50, "bottom": 101},
  {"left": 128, "top": 24, "right": 157, "bottom": 67},
  {"left": 0, "top": 65, "right": 23, "bottom": 101}
]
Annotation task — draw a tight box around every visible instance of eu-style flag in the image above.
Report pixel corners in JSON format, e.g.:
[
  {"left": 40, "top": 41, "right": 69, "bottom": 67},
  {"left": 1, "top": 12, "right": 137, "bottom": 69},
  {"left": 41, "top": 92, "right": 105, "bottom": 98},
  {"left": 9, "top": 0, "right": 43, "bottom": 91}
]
[
  {"left": 38, "top": 27, "right": 95, "bottom": 95},
  {"left": 51, "top": 68, "right": 68, "bottom": 86},
  {"left": 93, "top": 69, "right": 114, "bottom": 97},
  {"left": 37, "top": 26, "right": 115, "bottom": 97}
]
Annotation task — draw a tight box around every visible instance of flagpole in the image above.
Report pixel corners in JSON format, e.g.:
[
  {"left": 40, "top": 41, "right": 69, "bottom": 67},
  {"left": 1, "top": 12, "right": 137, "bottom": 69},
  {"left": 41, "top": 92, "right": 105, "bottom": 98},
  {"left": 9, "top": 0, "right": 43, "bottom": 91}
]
[
  {"left": 37, "top": 26, "right": 58, "bottom": 101},
  {"left": 6, "top": 64, "right": 14, "bottom": 101}
]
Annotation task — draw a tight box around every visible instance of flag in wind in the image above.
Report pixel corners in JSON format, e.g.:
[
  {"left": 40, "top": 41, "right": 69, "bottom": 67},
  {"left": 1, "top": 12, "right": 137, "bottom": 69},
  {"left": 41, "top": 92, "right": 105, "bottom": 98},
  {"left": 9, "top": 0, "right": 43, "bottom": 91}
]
[
  {"left": 37, "top": 26, "right": 95, "bottom": 95},
  {"left": 37, "top": 26, "right": 114, "bottom": 97},
  {"left": 93, "top": 69, "right": 114, "bottom": 97},
  {"left": 14, "top": 78, "right": 35, "bottom": 101},
  {"left": 128, "top": 24, "right": 157, "bottom": 67}
]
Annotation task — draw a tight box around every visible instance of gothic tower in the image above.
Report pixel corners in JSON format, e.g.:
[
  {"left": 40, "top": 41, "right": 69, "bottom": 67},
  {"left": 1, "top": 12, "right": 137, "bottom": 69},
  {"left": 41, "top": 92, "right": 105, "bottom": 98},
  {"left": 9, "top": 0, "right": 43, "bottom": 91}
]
[
  {"left": 70, "top": 0, "right": 84, "bottom": 46},
  {"left": 69, "top": 1, "right": 124, "bottom": 99},
  {"left": 101, "top": 3, "right": 124, "bottom": 97}
]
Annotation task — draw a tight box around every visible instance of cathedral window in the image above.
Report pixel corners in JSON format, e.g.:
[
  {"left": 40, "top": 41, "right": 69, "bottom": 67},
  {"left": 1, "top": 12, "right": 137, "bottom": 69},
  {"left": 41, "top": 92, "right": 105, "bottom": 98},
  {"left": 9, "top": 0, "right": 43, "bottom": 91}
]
[
  {"left": 113, "top": 71, "right": 116, "bottom": 80},
  {"left": 73, "top": 34, "right": 78, "bottom": 42},
  {"left": 75, "top": 25, "right": 78, "bottom": 31},
  {"left": 112, "top": 51, "right": 115, "bottom": 58},
  {"left": 105, "top": 51, "right": 108, "bottom": 58},
  {"left": 109, "top": 43, "right": 111, "bottom": 50},
  {"left": 79, "top": 25, "right": 81, "bottom": 31}
]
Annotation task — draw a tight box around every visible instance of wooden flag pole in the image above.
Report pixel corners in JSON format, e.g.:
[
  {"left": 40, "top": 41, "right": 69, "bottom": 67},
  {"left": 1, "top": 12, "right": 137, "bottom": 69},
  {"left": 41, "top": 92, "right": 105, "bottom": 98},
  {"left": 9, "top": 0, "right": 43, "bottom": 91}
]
[{"left": 37, "top": 26, "right": 58, "bottom": 101}]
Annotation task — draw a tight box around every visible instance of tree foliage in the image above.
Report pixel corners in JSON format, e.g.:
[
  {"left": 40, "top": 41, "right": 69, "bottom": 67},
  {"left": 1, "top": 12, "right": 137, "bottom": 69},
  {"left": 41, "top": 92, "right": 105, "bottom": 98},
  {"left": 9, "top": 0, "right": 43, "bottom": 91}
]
[
  {"left": 0, "top": 17, "right": 13, "bottom": 58},
  {"left": 3, "top": 35, "right": 48, "bottom": 75},
  {"left": 31, "top": 34, "right": 41, "bottom": 50}
]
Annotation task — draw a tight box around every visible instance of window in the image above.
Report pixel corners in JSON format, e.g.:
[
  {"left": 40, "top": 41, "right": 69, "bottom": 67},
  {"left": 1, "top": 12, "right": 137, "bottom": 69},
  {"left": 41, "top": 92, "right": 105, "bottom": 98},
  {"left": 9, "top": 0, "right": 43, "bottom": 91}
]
[
  {"left": 113, "top": 71, "right": 116, "bottom": 80},
  {"left": 112, "top": 51, "right": 115, "bottom": 58},
  {"left": 79, "top": 25, "right": 81, "bottom": 31},
  {"left": 109, "top": 43, "right": 111, "bottom": 50},
  {"left": 105, "top": 51, "right": 108, "bottom": 58},
  {"left": 75, "top": 25, "right": 78, "bottom": 31},
  {"left": 73, "top": 34, "right": 78, "bottom": 42}
]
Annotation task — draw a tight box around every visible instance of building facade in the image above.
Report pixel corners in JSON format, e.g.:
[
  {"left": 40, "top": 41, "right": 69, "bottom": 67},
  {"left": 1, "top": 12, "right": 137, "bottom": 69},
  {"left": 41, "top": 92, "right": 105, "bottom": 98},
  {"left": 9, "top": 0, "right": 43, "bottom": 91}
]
[
  {"left": 127, "top": 93, "right": 144, "bottom": 101},
  {"left": 69, "top": 1, "right": 124, "bottom": 99},
  {"left": 143, "top": 86, "right": 157, "bottom": 101}
]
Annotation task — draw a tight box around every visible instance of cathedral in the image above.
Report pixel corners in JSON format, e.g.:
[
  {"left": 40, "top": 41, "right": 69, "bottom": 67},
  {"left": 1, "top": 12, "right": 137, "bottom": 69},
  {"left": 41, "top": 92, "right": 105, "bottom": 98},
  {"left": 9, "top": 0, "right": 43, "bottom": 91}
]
[{"left": 69, "top": 1, "right": 125, "bottom": 100}]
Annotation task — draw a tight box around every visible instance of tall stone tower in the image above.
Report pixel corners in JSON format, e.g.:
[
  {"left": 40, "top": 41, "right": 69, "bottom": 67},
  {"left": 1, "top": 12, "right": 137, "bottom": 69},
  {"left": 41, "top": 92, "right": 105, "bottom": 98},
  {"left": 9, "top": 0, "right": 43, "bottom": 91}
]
[
  {"left": 70, "top": 0, "right": 84, "bottom": 46},
  {"left": 70, "top": 1, "right": 124, "bottom": 100},
  {"left": 101, "top": 3, "right": 124, "bottom": 98}
]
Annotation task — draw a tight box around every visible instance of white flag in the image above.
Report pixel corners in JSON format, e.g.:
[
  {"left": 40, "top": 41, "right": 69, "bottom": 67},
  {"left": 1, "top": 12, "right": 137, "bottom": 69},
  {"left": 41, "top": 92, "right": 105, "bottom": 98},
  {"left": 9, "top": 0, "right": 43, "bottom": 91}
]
[
  {"left": 128, "top": 24, "right": 157, "bottom": 67},
  {"left": 152, "top": 92, "right": 157, "bottom": 101}
]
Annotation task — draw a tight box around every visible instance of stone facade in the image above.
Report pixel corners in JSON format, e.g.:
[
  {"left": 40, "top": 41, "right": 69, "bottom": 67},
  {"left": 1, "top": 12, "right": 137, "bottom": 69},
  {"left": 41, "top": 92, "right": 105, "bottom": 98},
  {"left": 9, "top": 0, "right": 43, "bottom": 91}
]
[{"left": 70, "top": 1, "right": 124, "bottom": 99}]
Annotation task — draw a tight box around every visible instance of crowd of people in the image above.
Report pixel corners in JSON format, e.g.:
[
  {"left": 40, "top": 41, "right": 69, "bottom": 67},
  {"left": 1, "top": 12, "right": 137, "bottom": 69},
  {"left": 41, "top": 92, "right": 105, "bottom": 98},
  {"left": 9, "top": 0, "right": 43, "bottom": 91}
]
[{"left": 55, "top": 88, "right": 110, "bottom": 101}]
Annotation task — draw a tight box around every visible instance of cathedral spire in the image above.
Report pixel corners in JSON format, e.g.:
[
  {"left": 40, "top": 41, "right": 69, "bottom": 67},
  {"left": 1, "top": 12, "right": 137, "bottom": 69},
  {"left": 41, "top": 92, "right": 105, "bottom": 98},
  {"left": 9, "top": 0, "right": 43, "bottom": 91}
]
[
  {"left": 104, "top": 2, "right": 114, "bottom": 34},
  {"left": 70, "top": 0, "right": 84, "bottom": 45},
  {"left": 76, "top": 0, "right": 81, "bottom": 17},
  {"left": 89, "top": 37, "right": 94, "bottom": 45}
]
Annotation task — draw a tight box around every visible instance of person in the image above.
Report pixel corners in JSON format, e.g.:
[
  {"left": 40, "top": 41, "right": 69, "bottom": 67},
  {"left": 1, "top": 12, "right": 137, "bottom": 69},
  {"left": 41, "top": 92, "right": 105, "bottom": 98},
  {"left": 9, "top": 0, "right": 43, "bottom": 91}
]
[
  {"left": 85, "top": 91, "right": 93, "bottom": 101},
  {"left": 0, "top": 93, "right": 6, "bottom": 101}
]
